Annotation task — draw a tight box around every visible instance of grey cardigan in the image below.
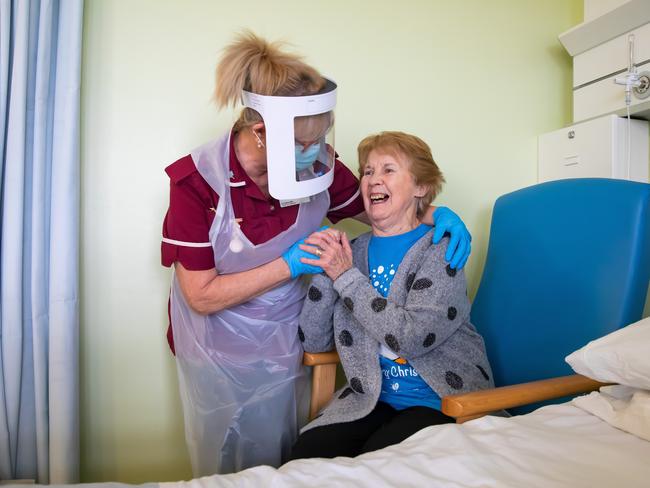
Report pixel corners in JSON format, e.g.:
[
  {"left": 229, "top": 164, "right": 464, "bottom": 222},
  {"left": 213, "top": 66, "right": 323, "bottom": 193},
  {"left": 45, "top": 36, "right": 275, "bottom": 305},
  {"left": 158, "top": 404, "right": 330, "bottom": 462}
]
[{"left": 299, "top": 229, "right": 494, "bottom": 432}]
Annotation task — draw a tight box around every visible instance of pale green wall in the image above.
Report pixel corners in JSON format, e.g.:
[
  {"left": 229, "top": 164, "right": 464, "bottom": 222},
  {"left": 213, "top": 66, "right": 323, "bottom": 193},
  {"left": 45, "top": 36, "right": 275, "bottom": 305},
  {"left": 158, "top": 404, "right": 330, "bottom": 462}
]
[{"left": 80, "top": 0, "right": 582, "bottom": 483}]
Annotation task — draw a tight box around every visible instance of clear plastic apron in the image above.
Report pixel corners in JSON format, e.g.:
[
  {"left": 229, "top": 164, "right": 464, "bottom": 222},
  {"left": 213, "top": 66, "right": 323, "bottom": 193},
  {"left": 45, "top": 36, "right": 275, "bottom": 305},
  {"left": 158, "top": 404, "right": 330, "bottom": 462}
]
[{"left": 170, "top": 134, "right": 329, "bottom": 476}]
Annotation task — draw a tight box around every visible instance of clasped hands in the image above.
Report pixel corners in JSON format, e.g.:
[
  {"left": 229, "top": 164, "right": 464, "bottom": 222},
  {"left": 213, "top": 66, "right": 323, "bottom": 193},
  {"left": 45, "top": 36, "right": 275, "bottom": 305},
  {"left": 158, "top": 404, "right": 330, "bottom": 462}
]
[{"left": 282, "top": 226, "right": 352, "bottom": 281}]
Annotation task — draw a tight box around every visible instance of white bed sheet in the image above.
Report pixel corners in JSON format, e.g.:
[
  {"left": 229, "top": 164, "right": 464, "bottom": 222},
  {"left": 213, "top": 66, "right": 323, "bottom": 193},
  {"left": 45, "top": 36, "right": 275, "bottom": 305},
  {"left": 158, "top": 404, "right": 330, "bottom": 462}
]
[
  {"left": 31, "top": 402, "right": 650, "bottom": 488},
  {"left": 573, "top": 385, "right": 650, "bottom": 442},
  {"left": 159, "top": 402, "right": 650, "bottom": 488}
]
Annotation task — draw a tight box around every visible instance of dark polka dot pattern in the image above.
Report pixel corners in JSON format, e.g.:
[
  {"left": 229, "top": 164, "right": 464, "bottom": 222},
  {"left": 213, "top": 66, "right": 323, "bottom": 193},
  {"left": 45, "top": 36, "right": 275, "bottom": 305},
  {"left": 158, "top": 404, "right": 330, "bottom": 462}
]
[
  {"left": 406, "top": 273, "right": 416, "bottom": 291},
  {"left": 339, "top": 330, "right": 353, "bottom": 347},
  {"left": 297, "top": 326, "right": 305, "bottom": 342},
  {"left": 371, "top": 298, "right": 387, "bottom": 312},
  {"left": 343, "top": 297, "right": 354, "bottom": 312},
  {"left": 447, "top": 306, "right": 457, "bottom": 320},
  {"left": 412, "top": 278, "right": 433, "bottom": 290},
  {"left": 445, "top": 264, "right": 457, "bottom": 277},
  {"left": 422, "top": 333, "right": 436, "bottom": 347},
  {"left": 476, "top": 364, "right": 490, "bottom": 381},
  {"left": 384, "top": 334, "right": 400, "bottom": 352},
  {"left": 338, "top": 387, "right": 353, "bottom": 399},
  {"left": 308, "top": 286, "right": 322, "bottom": 302},
  {"left": 350, "top": 377, "right": 365, "bottom": 394},
  {"left": 445, "top": 371, "right": 464, "bottom": 389}
]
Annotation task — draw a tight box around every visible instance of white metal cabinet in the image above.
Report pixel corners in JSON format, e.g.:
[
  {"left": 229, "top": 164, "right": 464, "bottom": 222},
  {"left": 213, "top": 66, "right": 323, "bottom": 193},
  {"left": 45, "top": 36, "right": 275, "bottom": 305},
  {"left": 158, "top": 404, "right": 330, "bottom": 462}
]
[{"left": 538, "top": 115, "right": 648, "bottom": 182}]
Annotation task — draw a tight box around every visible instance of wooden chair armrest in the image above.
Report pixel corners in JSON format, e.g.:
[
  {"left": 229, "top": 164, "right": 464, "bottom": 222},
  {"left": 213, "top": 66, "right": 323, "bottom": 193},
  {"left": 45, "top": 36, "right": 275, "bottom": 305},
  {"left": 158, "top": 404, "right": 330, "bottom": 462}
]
[
  {"left": 441, "top": 374, "right": 609, "bottom": 419},
  {"left": 303, "top": 351, "right": 340, "bottom": 420},
  {"left": 303, "top": 350, "right": 340, "bottom": 366}
]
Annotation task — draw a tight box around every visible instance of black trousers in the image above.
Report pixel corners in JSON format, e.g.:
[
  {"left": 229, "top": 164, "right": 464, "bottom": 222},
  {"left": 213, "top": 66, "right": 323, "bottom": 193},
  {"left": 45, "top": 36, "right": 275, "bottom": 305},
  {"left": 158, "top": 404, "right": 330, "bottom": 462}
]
[{"left": 290, "top": 402, "right": 454, "bottom": 460}]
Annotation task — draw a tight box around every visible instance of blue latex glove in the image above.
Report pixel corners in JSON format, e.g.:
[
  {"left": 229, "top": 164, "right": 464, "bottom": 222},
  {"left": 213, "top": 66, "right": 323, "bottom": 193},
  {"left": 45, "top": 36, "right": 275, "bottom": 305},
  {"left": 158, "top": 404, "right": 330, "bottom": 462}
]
[
  {"left": 432, "top": 207, "right": 472, "bottom": 269},
  {"left": 282, "top": 227, "right": 327, "bottom": 279}
]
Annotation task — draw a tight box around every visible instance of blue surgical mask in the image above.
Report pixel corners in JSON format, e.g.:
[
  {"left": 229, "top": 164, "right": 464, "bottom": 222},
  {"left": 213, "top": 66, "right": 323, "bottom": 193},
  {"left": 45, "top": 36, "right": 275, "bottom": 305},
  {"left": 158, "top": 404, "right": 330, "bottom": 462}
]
[{"left": 295, "top": 142, "right": 321, "bottom": 171}]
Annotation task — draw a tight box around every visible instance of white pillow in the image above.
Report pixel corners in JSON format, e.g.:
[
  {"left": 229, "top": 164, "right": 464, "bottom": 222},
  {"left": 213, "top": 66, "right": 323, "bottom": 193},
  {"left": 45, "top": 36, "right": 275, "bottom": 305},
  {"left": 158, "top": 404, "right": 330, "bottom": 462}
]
[{"left": 565, "top": 316, "right": 650, "bottom": 390}]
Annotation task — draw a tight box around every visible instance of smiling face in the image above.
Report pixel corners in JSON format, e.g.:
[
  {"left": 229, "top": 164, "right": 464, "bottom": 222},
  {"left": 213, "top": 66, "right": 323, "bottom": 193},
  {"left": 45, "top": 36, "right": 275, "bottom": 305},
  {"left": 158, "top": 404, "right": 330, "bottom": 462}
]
[{"left": 361, "top": 149, "right": 426, "bottom": 236}]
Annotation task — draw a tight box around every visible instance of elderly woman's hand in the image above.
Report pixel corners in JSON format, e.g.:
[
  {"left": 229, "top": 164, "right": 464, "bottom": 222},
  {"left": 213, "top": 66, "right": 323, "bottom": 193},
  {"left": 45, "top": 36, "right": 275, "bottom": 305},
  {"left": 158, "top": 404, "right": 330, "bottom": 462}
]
[{"left": 300, "top": 228, "right": 353, "bottom": 281}]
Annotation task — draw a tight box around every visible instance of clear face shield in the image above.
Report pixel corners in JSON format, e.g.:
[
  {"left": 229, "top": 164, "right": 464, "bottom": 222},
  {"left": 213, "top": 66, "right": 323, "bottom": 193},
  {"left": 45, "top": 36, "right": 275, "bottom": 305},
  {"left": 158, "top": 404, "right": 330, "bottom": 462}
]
[{"left": 241, "top": 79, "right": 337, "bottom": 205}]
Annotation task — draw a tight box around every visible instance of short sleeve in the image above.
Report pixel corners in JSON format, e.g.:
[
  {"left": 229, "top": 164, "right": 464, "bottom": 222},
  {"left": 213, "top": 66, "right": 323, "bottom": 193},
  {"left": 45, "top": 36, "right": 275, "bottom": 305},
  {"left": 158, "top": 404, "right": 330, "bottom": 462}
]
[
  {"left": 326, "top": 159, "right": 365, "bottom": 223},
  {"left": 161, "top": 155, "right": 218, "bottom": 270}
]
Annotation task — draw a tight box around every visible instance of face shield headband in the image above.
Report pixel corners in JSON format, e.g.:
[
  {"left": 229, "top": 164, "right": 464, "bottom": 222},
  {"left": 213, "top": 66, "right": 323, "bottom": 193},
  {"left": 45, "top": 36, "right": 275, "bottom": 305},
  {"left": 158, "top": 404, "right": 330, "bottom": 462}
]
[{"left": 241, "top": 79, "right": 337, "bottom": 204}]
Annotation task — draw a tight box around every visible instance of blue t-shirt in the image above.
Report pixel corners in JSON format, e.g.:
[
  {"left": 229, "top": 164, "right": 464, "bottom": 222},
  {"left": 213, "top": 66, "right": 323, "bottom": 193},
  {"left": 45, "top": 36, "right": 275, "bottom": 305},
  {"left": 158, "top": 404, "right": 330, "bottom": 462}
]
[{"left": 368, "top": 224, "right": 441, "bottom": 411}]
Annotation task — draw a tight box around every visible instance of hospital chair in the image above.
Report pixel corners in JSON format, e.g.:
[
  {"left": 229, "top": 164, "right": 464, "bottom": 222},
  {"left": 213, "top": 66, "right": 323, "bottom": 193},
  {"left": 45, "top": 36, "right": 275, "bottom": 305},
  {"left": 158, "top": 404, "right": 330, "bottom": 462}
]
[{"left": 304, "top": 178, "right": 650, "bottom": 422}]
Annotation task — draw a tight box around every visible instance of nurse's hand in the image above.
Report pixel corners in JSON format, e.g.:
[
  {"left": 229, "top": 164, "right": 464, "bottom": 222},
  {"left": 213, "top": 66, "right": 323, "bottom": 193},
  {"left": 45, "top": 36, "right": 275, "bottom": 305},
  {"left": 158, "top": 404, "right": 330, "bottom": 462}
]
[
  {"left": 303, "top": 228, "right": 353, "bottom": 281},
  {"left": 282, "top": 237, "right": 324, "bottom": 279},
  {"left": 433, "top": 206, "right": 472, "bottom": 270}
]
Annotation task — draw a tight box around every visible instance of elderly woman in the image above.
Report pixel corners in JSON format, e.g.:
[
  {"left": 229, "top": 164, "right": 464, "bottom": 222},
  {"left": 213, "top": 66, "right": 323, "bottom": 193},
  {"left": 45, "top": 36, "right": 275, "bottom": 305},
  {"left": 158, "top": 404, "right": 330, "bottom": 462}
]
[{"left": 290, "top": 132, "right": 494, "bottom": 460}]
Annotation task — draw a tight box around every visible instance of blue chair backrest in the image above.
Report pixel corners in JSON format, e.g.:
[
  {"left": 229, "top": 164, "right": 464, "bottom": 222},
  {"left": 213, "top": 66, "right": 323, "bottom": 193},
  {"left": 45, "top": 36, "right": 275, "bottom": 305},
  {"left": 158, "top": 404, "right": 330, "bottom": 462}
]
[{"left": 471, "top": 178, "right": 650, "bottom": 394}]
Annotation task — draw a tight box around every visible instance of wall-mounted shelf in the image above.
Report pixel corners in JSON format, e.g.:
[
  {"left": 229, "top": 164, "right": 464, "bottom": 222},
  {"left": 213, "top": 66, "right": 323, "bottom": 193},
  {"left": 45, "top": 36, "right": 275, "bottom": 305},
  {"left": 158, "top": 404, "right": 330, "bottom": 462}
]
[{"left": 559, "top": 0, "right": 650, "bottom": 56}]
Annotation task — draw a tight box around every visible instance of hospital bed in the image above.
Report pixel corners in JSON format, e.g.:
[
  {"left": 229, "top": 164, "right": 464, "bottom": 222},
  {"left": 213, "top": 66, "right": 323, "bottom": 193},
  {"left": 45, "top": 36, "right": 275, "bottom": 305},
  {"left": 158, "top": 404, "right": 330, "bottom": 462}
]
[
  {"left": 42, "top": 361, "right": 650, "bottom": 487},
  {"left": 171, "top": 391, "right": 650, "bottom": 488}
]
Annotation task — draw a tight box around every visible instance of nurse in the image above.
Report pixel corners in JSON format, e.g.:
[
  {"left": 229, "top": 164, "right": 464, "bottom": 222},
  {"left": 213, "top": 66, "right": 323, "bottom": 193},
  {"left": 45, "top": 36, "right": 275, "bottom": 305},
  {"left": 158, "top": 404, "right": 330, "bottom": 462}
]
[{"left": 160, "top": 31, "right": 471, "bottom": 475}]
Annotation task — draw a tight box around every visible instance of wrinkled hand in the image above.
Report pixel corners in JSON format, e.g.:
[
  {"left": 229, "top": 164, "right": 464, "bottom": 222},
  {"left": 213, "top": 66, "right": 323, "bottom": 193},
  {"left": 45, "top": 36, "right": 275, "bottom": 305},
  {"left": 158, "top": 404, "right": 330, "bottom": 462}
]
[
  {"left": 282, "top": 228, "right": 328, "bottom": 279},
  {"left": 302, "top": 228, "right": 353, "bottom": 281},
  {"left": 432, "top": 206, "right": 472, "bottom": 269}
]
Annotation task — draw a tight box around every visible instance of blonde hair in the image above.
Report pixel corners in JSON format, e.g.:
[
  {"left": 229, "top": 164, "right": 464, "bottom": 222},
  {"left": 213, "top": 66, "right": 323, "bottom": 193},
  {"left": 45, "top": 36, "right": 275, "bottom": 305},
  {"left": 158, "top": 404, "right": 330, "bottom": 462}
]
[
  {"left": 214, "top": 30, "right": 326, "bottom": 132},
  {"left": 357, "top": 131, "right": 445, "bottom": 218}
]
